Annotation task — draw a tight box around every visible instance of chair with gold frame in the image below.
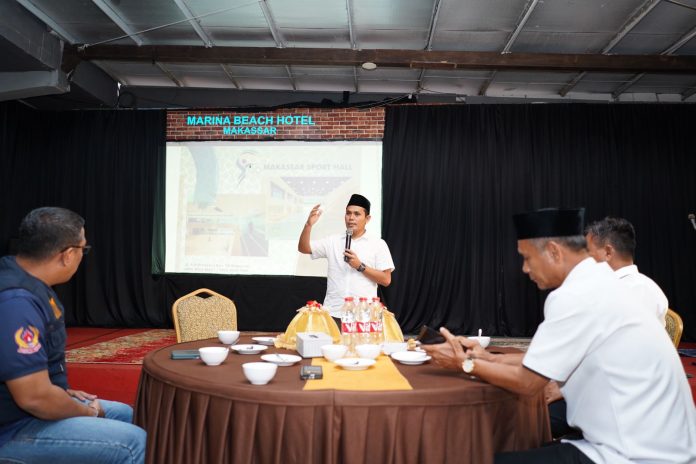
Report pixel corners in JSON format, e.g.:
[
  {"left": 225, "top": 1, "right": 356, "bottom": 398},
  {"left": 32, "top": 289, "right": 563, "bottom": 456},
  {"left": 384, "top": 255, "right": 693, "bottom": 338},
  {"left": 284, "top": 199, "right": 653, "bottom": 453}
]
[
  {"left": 172, "top": 288, "right": 237, "bottom": 343},
  {"left": 665, "top": 308, "right": 683, "bottom": 348}
]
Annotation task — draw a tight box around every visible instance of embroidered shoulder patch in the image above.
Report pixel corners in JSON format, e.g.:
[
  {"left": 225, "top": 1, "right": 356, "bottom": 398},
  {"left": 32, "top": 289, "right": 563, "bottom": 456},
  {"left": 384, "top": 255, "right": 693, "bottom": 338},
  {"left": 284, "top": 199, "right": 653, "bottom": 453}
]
[
  {"left": 49, "top": 297, "right": 62, "bottom": 320},
  {"left": 14, "top": 326, "right": 42, "bottom": 354}
]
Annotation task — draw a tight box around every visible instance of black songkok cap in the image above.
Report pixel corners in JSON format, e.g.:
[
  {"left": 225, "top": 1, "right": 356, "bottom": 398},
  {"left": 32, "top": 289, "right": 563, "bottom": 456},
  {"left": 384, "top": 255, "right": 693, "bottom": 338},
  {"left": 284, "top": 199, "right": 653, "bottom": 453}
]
[
  {"left": 513, "top": 208, "right": 585, "bottom": 240},
  {"left": 347, "top": 194, "right": 370, "bottom": 215}
]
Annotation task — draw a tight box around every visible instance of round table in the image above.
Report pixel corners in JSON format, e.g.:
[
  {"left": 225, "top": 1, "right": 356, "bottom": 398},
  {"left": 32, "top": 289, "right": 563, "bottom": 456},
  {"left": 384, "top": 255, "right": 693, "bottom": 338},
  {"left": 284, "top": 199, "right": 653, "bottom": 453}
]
[{"left": 134, "top": 335, "right": 550, "bottom": 464}]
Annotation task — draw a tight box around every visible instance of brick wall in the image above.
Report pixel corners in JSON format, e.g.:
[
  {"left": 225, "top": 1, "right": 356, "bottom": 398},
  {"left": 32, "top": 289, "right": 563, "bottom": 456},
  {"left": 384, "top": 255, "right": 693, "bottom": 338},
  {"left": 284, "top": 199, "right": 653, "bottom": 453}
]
[{"left": 167, "top": 107, "right": 385, "bottom": 141}]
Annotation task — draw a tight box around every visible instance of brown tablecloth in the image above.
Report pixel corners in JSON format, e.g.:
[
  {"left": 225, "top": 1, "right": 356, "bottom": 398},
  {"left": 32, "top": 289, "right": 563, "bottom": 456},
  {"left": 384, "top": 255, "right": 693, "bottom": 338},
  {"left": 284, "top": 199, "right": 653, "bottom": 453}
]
[{"left": 135, "top": 335, "right": 550, "bottom": 464}]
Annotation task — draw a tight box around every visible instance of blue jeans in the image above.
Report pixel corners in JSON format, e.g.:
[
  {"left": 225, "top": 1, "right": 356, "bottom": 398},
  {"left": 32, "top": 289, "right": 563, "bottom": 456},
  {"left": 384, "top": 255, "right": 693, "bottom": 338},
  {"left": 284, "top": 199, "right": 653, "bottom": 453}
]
[{"left": 0, "top": 399, "right": 146, "bottom": 464}]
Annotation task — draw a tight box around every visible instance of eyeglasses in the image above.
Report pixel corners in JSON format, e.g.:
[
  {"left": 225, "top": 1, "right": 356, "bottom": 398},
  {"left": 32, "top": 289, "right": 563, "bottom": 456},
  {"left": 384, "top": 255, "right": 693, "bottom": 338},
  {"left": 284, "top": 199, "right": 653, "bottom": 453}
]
[{"left": 61, "top": 244, "right": 92, "bottom": 255}]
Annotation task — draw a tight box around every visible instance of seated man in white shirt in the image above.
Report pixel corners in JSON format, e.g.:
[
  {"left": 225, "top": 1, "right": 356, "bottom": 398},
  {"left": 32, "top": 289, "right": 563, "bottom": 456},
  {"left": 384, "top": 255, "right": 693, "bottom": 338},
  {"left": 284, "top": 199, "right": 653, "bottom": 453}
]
[
  {"left": 547, "top": 216, "right": 670, "bottom": 439},
  {"left": 585, "top": 217, "right": 668, "bottom": 324},
  {"left": 424, "top": 207, "right": 696, "bottom": 464},
  {"left": 297, "top": 194, "right": 395, "bottom": 318}
]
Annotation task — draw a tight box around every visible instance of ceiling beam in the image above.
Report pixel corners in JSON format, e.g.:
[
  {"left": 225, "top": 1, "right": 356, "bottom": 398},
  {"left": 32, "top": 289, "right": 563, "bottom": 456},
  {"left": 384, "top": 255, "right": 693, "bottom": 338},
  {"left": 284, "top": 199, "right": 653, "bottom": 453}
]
[
  {"left": 424, "top": 0, "right": 443, "bottom": 51},
  {"left": 69, "top": 60, "right": 118, "bottom": 106},
  {"left": 285, "top": 65, "right": 296, "bottom": 90},
  {"left": 0, "top": 70, "right": 69, "bottom": 101},
  {"left": 612, "top": 22, "right": 696, "bottom": 98},
  {"left": 416, "top": 69, "right": 425, "bottom": 91},
  {"left": 612, "top": 73, "right": 644, "bottom": 99},
  {"left": 346, "top": 0, "right": 356, "bottom": 50},
  {"left": 220, "top": 64, "right": 241, "bottom": 89},
  {"left": 663, "top": 23, "right": 696, "bottom": 55},
  {"left": 478, "top": 70, "right": 496, "bottom": 96},
  {"left": 479, "top": 0, "right": 539, "bottom": 95},
  {"left": 258, "top": 0, "right": 284, "bottom": 48},
  {"left": 15, "top": 0, "right": 79, "bottom": 45},
  {"left": 1, "top": 1, "right": 64, "bottom": 69},
  {"left": 559, "top": 0, "right": 661, "bottom": 96},
  {"left": 66, "top": 45, "right": 696, "bottom": 74},
  {"left": 602, "top": 0, "right": 661, "bottom": 53},
  {"left": 172, "top": 0, "right": 213, "bottom": 48},
  {"left": 682, "top": 84, "right": 696, "bottom": 101},
  {"left": 92, "top": 0, "right": 144, "bottom": 46},
  {"left": 155, "top": 62, "right": 182, "bottom": 87},
  {"left": 502, "top": 0, "right": 539, "bottom": 54}
]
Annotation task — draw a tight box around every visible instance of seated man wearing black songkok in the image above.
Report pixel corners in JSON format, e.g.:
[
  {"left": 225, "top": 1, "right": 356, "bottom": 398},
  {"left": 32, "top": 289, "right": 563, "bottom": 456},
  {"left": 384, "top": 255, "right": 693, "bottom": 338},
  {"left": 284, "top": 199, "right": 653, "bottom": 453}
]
[
  {"left": 545, "top": 215, "right": 670, "bottom": 440},
  {"left": 424, "top": 207, "right": 696, "bottom": 464},
  {"left": 298, "top": 194, "right": 394, "bottom": 318}
]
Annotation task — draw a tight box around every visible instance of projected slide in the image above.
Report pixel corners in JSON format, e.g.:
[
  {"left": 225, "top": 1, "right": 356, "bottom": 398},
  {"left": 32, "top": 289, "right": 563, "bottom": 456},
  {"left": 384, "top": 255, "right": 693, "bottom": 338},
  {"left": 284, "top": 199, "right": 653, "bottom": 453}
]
[{"left": 165, "top": 141, "right": 382, "bottom": 276}]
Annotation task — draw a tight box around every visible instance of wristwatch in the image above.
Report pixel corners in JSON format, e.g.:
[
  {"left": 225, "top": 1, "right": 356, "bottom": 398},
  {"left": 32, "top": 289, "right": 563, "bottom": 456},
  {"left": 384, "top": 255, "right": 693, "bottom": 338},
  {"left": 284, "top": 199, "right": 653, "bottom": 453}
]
[
  {"left": 462, "top": 357, "right": 475, "bottom": 374},
  {"left": 356, "top": 263, "right": 366, "bottom": 273}
]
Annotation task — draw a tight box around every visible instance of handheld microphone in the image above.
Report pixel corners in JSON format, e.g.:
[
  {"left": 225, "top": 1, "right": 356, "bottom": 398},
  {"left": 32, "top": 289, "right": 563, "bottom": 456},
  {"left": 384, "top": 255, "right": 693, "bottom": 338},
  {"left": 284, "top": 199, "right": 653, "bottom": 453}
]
[
  {"left": 689, "top": 213, "right": 696, "bottom": 231},
  {"left": 344, "top": 229, "right": 353, "bottom": 262}
]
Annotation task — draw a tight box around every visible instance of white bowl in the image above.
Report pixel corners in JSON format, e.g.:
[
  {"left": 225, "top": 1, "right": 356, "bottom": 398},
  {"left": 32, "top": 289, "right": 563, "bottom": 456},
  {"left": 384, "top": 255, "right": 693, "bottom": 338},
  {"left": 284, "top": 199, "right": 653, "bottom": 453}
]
[
  {"left": 230, "top": 344, "right": 268, "bottom": 355},
  {"left": 261, "top": 353, "right": 302, "bottom": 367},
  {"left": 242, "top": 362, "right": 278, "bottom": 385},
  {"left": 334, "top": 358, "right": 376, "bottom": 371},
  {"left": 218, "top": 330, "right": 240, "bottom": 345},
  {"left": 382, "top": 342, "right": 408, "bottom": 355},
  {"left": 198, "top": 346, "right": 229, "bottom": 366},
  {"left": 321, "top": 344, "right": 348, "bottom": 362},
  {"left": 467, "top": 336, "right": 491, "bottom": 349},
  {"left": 355, "top": 344, "right": 381, "bottom": 360},
  {"left": 390, "top": 351, "right": 431, "bottom": 366}
]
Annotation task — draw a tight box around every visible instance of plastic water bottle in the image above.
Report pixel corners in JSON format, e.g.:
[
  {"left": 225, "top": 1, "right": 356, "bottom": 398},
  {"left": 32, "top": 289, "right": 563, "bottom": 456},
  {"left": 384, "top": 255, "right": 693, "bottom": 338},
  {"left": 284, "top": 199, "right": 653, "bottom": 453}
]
[
  {"left": 356, "top": 297, "right": 371, "bottom": 345},
  {"left": 370, "top": 297, "right": 384, "bottom": 344},
  {"left": 340, "top": 297, "right": 356, "bottom": 355}
]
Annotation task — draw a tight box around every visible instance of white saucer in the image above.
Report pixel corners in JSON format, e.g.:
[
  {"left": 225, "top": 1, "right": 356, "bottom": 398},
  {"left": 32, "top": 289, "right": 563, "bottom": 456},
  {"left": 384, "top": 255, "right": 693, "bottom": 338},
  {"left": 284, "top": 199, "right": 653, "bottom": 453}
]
[
  {"left": 230, "top": 344, "right": 268, "bottom": 355},
  {"left": 261, "top": 353, "right": 301, "bottom": 366},
  {"left": 390, "top": 351, "right": 431, "bottom": 365},
  {"left": 334, "top": 358, "right": 376, "bottom": 371},
  {"left": 252, "top": 336, "right": 277, "bottom": 346}
]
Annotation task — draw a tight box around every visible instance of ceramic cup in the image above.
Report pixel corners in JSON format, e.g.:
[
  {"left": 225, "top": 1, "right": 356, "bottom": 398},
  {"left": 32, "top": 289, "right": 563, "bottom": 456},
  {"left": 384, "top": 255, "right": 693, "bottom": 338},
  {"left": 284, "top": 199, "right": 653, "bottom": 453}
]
[{"left": 218, "top": 330, "right": 240, "bottom": 345}]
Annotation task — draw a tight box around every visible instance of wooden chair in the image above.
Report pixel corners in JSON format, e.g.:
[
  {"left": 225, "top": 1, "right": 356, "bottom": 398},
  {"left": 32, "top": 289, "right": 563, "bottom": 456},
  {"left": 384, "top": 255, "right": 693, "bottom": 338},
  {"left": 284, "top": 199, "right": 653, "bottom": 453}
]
[
  {"left": 172, "top": 288, "right": 237, "bottom": 343},
  {"left": 665, "top": 308, "right": 683, "bottom": 348}
]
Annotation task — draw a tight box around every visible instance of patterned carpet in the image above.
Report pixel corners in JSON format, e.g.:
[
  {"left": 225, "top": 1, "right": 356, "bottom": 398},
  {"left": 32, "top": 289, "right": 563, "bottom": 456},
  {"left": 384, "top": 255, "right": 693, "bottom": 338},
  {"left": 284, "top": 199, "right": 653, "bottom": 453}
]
[{"left": 65, "top": 329, "right": 177, "bottom": 364}]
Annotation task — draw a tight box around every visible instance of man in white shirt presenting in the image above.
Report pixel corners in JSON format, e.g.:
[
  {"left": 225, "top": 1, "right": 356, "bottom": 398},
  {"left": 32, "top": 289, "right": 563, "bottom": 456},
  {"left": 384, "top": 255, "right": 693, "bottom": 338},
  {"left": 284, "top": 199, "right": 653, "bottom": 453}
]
[
  {"left": 424, "top": 207, "right": 696, "bottom": 464},
  {"left": 298, "top": 194, "right": 395, "bottom": 318}
]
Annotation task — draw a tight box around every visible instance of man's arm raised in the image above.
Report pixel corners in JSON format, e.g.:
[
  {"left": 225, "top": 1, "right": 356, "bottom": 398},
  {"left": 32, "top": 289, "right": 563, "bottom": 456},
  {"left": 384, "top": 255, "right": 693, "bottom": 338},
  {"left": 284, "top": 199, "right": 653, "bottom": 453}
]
[{"left": 298, "top": 204, "right": 322, "bottom": 254}]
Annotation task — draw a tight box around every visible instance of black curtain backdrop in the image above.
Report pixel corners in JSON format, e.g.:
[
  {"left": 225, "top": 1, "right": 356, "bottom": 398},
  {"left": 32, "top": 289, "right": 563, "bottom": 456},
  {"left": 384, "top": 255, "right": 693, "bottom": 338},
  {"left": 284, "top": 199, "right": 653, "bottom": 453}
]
[
  {"left": 0, "top": 103, "right": 325, "bottom": 331},
  {"left": 382, "top": 104, "right": 696, "bottom": 340},
  {"left": 1, "top": 103, "right": 695, "bottom": 340}
]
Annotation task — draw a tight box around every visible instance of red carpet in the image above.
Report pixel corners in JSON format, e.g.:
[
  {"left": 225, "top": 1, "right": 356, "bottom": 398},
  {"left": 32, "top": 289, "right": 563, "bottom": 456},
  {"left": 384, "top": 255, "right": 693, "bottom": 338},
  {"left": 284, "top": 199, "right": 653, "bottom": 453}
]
[
  {"left": 66, "top": 328, "right": 176, "bottom": 405},
  {"left": 680, "top": 342, "right": 696, "bottom": 404}
]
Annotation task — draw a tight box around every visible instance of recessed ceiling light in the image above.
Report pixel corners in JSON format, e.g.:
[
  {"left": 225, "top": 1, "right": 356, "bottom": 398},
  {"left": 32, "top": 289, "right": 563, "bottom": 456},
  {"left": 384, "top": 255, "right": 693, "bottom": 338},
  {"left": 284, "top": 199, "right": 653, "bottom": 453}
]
[{"left": 361, "top": 62, "right": 377, "bottom": 70}]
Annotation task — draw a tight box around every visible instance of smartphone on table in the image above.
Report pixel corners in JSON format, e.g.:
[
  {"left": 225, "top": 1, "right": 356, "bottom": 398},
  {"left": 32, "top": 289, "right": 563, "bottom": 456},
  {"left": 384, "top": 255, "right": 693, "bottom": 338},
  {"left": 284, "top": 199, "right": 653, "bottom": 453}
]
[{"left": 417, "top": 325, "right": 446, "bottom": 345}]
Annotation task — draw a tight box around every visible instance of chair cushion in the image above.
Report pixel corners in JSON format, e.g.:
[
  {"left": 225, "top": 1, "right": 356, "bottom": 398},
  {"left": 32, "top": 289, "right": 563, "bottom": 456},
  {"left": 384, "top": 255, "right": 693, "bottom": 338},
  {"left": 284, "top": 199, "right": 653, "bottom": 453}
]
[{"left": 176, "top": 295, "right": 237, "bottom": 342}]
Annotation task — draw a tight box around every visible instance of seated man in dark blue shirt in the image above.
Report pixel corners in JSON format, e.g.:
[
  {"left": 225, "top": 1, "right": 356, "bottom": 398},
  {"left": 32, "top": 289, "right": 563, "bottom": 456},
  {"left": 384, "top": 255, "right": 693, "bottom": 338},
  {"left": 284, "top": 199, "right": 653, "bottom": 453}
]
[{"left": 0, "top": 207, "right": 146, "bottom": 464}]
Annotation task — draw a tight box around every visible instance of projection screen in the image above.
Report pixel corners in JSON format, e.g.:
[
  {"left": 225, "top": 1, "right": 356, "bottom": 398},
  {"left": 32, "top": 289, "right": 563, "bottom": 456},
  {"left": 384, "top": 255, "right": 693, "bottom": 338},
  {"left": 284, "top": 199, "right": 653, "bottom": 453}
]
[{"left": 165, "top": 140, "right": 383, "bottom": 276}]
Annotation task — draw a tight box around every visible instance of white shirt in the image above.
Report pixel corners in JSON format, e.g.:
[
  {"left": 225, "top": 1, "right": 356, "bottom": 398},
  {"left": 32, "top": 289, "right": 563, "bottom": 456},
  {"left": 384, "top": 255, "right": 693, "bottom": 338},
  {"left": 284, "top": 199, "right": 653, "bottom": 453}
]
[
  {"left": 615, "top": 264, "right": 668, "bottom": 325},
  {"left": 310, "top": 231, "right": 394, "bottom": 317},
  {"left": 523, "top": 258, "right": 696, "bottom": 464}
]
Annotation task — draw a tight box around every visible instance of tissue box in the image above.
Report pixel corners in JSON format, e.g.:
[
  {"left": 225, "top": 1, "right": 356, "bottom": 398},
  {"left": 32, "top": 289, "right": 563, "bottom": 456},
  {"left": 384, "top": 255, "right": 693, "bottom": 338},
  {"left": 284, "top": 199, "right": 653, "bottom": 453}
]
[{"left": 296, "top": 332, "right": 332, "bottom": 358}]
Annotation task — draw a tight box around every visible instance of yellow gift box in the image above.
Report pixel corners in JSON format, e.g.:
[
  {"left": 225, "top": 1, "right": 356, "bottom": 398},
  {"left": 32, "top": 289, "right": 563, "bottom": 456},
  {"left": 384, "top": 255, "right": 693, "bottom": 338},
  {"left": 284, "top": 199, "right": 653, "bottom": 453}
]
[{"left": 275, "top": 301, "right": 341, "bottom": 350}]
